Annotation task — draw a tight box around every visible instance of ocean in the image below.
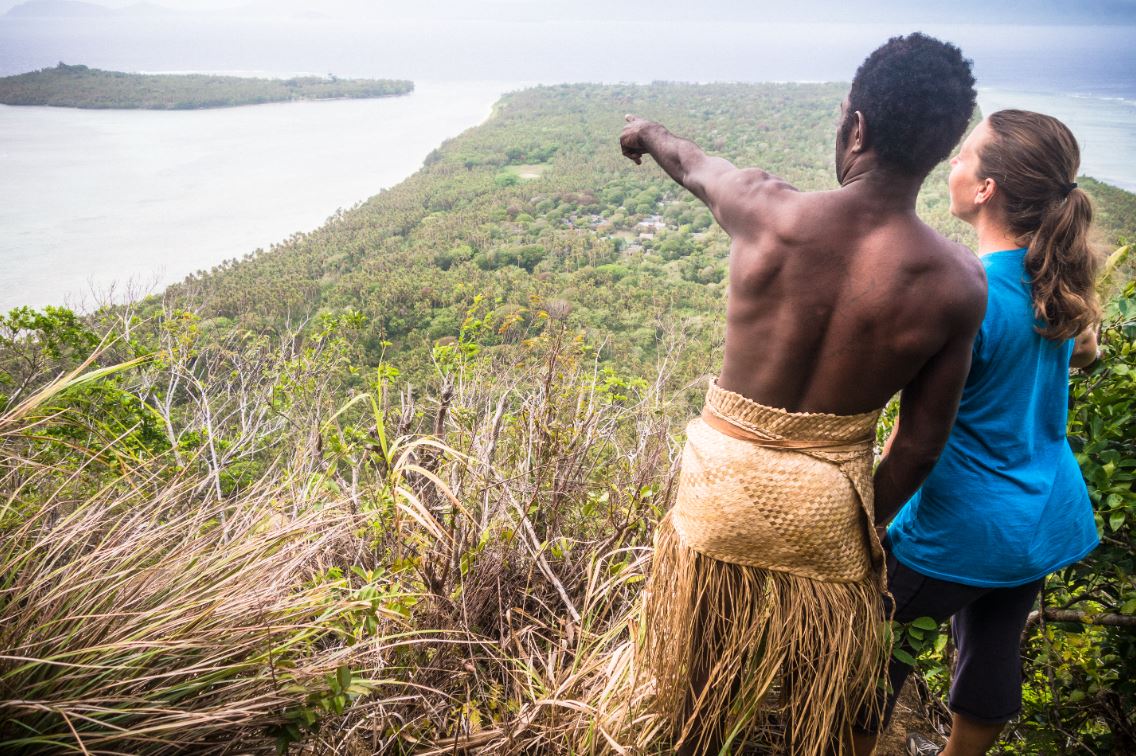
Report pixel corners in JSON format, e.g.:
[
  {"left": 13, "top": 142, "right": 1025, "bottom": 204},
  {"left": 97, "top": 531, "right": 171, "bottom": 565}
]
[
  {"left": 1, "top": 15, "right": 1133, "bottom": 310},
  {"left": 0, "top": 81, "right": 513, "bottom": 310}
]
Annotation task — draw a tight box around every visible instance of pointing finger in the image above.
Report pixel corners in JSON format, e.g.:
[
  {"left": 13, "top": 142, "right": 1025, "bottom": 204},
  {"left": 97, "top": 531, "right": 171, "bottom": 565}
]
[{"left": 621, "top": 145, "right": 643, "bottom": 165}]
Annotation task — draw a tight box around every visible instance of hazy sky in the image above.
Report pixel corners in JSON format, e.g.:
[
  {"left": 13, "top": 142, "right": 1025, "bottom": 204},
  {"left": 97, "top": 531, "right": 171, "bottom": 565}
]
[{"left": 4, "top": 0, "right": 1136, "bottom": 24}]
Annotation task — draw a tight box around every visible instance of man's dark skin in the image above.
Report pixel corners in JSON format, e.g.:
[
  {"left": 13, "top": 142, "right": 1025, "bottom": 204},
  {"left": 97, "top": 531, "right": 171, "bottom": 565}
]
[
  {"left": 621, "top": 105, "right": 985, "bottom": 526},
  {"left": 622, "top": 106, "right": 986, "bottom": 753}
]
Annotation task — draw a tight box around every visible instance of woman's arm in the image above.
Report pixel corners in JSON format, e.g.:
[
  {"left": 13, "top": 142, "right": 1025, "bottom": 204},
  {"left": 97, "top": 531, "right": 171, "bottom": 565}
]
[{"left": 1070, "top": 325, "right": 1101, "bottom": 369}]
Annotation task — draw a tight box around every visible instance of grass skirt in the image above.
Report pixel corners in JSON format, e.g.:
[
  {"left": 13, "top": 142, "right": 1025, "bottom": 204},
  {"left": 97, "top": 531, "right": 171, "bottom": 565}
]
[
  {"left": 639, "top": 382, "right": 888, "bottom": 754},
  {"left": 642, "top": 513, "right": 886, "bottom": 754}
]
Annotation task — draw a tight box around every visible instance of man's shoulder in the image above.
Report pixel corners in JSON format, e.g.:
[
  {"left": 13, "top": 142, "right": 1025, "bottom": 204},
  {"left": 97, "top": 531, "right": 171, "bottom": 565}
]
[
  {"left": 714, "top": 171, "right": 802, "bottom": 240},
  {"left": 741, "top": 184, "right": 843, "bottom": 237},
  {"left": 926, "top": 236, "right": 987, "bottom": 327},
  {"left": 935, "top": 236, "right": 985, "bottom": 282},
  {"left": 869, "top": 222, "right": 986, "bottom": 329},
  {"left": 733, "top": 170, "right": 799, "bottom": 209},
  {"left": 945, "top": 238, "right": 985, "bottom": 290}
]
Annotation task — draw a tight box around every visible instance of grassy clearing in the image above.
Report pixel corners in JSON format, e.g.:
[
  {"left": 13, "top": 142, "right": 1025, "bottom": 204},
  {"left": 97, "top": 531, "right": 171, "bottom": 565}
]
[{"left": 503, "top": 164, "right": 547, "bottom": 181}]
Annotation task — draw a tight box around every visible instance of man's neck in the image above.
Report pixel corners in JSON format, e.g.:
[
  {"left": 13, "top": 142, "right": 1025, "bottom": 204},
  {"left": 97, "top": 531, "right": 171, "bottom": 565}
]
[{"left": 838, "top": 162, "right": 924, "bottom": 211}]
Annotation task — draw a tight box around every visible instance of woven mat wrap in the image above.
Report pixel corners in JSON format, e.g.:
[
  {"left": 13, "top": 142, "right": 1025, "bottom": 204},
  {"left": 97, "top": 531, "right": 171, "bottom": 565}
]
[
  {"left": 640, "top": 381, "right": 888, "bottom": 754},
  {"left": 674, "top": 380, "right": 884, "bottom": 582}
]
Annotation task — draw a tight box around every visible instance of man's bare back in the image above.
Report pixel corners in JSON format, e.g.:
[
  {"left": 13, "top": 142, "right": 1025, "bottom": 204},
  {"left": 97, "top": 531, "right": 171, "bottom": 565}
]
[
  {"left": 621, "top": 36, "right": 982, "bottom": 755},
  {"left": 621, "top": 103, "right": 985, "bottom": 522},
  {"left": 718, "top": 182, "right": 984, "bottom": 415}
]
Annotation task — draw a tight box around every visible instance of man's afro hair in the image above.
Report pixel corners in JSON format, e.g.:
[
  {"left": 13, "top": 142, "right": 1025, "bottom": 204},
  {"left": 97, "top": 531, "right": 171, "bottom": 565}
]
[{"left": 847, "top": 33, "right": 976, "bottom": 176}]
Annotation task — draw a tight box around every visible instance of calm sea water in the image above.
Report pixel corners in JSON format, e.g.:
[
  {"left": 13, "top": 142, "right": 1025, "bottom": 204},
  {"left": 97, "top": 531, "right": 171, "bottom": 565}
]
[
  {"left": 1, "top": 17, "right": 1133, "bottom": 310},
  {"left": 0, "top": 81, "right": 514, "bottom": 310},
  {"left": 3, "top": 16, "right": 1134, "bottom": 97}
]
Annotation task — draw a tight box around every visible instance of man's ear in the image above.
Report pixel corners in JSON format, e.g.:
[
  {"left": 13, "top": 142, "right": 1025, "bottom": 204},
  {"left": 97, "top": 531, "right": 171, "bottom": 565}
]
[{"left": 851, "top": 111, "right": 868, "bottom": 153}]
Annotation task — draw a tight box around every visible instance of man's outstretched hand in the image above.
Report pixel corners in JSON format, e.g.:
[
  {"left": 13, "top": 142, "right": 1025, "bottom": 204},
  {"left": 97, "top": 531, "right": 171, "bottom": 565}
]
[{"left": 620, "top": 114, "right": 654, "bottom": 165}]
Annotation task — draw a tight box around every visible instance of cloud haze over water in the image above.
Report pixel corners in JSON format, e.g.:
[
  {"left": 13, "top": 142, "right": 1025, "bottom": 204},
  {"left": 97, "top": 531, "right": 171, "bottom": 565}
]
[
  {"left": 1, "top": 0, "right": 1134, "bottom": 310},
  {"left": 2, "top": 6, "right": 1135, "bottom": 101},
  {"left": 4, "top": 0, "right": 1136, "bottom": 25}
]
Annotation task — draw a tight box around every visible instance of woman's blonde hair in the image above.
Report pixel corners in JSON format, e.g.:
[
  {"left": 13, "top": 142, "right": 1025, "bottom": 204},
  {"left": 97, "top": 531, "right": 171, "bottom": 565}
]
[{"left": 980, "top": 109, "right": 1101, "bottom": 340}]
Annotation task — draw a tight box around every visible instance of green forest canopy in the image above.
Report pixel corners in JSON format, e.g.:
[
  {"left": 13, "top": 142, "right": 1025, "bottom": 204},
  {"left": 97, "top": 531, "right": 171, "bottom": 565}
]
[
  {"left": 168, "top": 82, "right": 1136, "bottom": 388},
  {"left": 0, "top": 62, "right": 414, "bottom": 109},
  {"left": 1, "top": 82, "right": 1133, "bottom": 754}
]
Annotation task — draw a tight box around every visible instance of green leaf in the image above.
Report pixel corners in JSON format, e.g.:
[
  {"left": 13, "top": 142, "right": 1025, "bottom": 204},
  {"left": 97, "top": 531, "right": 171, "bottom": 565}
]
[
  {"left": 1110, "top": 510, "right": 1126, "bottom": 531},
  {"left": 347, "top": 682, "right": 374, "bottom": 696},
  {"left": 336, "top": 665, "right": 352, "bottom": 691},
  {"left": 893, "top": 648, "right": 917, "bottom": 666},
  {"left": 911, "top": 616, "right": 939, "bottom": 631}
]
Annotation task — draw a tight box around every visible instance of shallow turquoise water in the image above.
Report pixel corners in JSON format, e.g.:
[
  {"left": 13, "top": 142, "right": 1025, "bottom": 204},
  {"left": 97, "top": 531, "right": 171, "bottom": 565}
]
[{"left": 0, "top": 81, "right": 514, "bottom": 310}]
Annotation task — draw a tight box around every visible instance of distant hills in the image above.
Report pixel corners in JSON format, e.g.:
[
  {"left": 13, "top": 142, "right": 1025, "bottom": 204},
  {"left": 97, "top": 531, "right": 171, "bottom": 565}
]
[
  {"left": 3, "top": 0, "right": 175, "bottom": 17},
  {"left": 0, "top": 63, "right": 413, "bottom": 108}
]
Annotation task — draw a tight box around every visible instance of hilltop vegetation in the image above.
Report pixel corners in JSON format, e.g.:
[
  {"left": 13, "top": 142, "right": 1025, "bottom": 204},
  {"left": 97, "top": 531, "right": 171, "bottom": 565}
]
[
  {"left": 1, "top": 83, "right": 1134, "bottom": 754},
  {"left": 169, "top": 82, "right": 1135, "bottom": 387},
  {"left": 0, "top": 63, "right": 413, "bottom": 109}
]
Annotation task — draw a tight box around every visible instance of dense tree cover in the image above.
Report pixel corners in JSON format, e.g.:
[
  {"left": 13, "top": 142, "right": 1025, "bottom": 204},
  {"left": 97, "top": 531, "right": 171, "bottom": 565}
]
[
  {"left": 0, "top": 62, "right": 413, "bottom": 109},
  {"left": 1083, "top": 176, "right": 1136, "bottom": 250},
  {"left": 1, "top": 83, "right": 1134, "bottom": 753},
  {"left": 167, "top": 83, "right": 1135, "bottom": 390}
]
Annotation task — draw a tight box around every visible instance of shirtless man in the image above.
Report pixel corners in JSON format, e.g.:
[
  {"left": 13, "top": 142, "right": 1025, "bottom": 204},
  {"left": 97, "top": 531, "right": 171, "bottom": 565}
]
[{"left": 620, "top": 34, "right": 984, "bottom": 753}]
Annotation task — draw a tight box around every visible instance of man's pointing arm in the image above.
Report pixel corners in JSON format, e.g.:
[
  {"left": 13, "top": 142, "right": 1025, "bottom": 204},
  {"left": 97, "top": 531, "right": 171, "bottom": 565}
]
[{"left": 620, "top": 114, "right": 775, "bottom": 238}]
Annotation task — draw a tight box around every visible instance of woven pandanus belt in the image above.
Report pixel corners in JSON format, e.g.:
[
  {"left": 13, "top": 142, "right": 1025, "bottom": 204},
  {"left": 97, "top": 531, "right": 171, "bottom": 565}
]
[
  {"left": 641, "top": 381, "right": 889, "bottom": 754},
  {"left": 670, "top": 380, "right": 883, "bottom": 583}
]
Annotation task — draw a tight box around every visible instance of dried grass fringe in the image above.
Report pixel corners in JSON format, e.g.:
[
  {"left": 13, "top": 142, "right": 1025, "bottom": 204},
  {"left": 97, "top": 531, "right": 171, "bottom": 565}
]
[{"left": 640, "top": 512, "right": 887, "bottom": 755}]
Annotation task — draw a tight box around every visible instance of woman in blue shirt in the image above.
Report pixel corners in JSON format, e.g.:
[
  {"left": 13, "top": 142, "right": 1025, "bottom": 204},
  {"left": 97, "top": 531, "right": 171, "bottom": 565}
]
[{"left": 853, "top": 110, "right": 1102, "bottom": 756}]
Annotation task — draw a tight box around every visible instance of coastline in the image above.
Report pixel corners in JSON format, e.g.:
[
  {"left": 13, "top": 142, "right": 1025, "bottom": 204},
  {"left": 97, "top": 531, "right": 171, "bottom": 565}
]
[
  {"left": 0, "top": 65, "right": 415, "bottom": 110},
  {"left": 2, "top": 80, "right": 1132, "bottom": 313},
  {"left": 0, "top": 90, "right": 416, "bottom": 111},
  {"left": 0, "top": 80, "right": 515, "bottom": 312}
]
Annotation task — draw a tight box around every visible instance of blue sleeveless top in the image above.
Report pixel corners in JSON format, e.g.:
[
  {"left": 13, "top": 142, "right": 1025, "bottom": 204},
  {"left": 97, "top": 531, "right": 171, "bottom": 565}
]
[{"left": 887, "top": 248, "right": 1099, "bottom": 587}]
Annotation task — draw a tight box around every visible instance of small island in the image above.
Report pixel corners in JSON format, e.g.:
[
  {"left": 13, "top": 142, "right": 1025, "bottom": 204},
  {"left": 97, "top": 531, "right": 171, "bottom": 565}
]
[{"left": 0, "top": 63, "right": 414, "bottom": 109}]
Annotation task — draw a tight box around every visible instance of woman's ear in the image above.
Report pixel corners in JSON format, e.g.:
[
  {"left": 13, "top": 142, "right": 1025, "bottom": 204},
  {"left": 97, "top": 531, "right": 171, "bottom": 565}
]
[{"left": 975, "top": 177, "right": 997, "bottom": 206}]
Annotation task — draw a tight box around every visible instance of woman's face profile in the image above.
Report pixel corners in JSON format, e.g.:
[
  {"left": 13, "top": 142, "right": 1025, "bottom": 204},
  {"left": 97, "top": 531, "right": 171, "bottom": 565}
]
[{"left": 948, "top": 119, "right": 992, "bottom": 223}]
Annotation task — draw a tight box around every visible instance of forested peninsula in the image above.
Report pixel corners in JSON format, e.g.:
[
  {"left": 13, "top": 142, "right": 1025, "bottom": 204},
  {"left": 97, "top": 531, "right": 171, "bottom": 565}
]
[
  {"left": 0, "top": 63, "right": 414, "bottom": 109},
  {"left": 1, "top": 83, "right": 1134, "bottom": 754}
]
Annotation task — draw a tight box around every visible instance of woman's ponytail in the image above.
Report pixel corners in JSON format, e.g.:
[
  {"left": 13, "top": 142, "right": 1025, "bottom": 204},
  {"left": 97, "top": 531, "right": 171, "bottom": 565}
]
[
  {"left": 1024, "top": 186, "right": 1100, "bottom": 340},
  {"left": 981, "top": 110, "right": 1102, "bottom": 341}
]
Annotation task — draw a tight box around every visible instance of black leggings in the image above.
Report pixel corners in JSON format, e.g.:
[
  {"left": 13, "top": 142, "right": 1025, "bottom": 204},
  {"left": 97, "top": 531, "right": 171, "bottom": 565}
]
[{"left": 858, "top": 549, "right": 1043, "bottom": 732}]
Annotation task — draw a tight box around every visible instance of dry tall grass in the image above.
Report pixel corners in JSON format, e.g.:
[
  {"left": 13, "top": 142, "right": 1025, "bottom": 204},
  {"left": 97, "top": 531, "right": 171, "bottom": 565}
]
[
  {"left": 1, "top": 319, "right": 687, "bottom": 754},
  {"left": 1, "top": 359, "right": 424, "bottom": 753}
]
